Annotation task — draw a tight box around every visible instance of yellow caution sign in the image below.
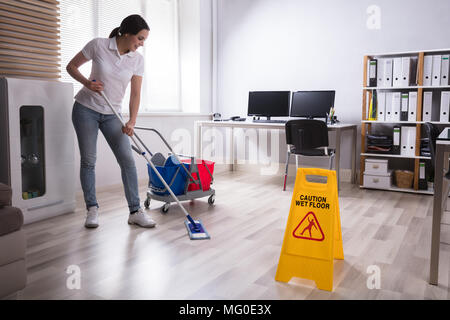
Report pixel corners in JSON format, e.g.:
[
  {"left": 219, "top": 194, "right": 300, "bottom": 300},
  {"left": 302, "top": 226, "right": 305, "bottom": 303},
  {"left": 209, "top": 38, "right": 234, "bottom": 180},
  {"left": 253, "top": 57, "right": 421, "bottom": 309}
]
[{"left": 275, "top": 168, "right": 344, "bottom": 291}]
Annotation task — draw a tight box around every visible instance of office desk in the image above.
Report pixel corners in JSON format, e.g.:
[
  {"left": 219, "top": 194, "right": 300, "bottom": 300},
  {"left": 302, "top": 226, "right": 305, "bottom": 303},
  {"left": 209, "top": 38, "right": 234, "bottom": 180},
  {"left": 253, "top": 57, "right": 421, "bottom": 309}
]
[
  {"left": 195, "top": 120, "right": 357, "bottom": 189},
  {"left": 429, "top": 127, "right": 450, "bottom": 285}
]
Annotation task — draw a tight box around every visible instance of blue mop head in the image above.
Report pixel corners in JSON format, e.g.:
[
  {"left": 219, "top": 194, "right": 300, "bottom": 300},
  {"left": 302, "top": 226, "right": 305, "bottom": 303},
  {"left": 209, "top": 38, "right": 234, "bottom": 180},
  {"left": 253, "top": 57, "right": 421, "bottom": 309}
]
[{"left": 184, "top": 219, "right": 210, "bottom": 240}]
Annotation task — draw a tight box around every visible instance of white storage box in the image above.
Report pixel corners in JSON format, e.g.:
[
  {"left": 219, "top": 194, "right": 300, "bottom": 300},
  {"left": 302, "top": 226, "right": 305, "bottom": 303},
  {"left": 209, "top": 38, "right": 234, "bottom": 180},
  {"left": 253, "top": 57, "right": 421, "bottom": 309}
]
[
  {"left": 363, "top": 171, "right": 393, "bottom": 189},
  {"left": 365, "top": 159, "right": 389, "bottom": 175}
]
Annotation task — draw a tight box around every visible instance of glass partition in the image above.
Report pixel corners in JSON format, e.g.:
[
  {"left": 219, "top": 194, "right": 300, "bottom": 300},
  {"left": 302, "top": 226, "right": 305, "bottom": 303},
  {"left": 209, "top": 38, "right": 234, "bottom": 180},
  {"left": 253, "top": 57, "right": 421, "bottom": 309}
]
[{"left": 20, "top": 106, "right": 45, "bottom": 200}]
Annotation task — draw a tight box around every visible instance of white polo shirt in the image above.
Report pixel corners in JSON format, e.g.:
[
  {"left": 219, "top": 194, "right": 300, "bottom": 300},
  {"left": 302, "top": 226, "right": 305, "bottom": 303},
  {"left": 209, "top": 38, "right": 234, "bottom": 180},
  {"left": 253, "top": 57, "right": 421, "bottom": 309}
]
[{"left": 74, "top": 37, "right": 144, "bottom": 115}]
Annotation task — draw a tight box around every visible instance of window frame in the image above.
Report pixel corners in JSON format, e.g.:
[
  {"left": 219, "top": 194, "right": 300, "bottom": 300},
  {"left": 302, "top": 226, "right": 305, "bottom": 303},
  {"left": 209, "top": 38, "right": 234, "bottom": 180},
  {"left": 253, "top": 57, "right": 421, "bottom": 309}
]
[{"left": 60, "top": 0, "right": 182, "bottom": 114}]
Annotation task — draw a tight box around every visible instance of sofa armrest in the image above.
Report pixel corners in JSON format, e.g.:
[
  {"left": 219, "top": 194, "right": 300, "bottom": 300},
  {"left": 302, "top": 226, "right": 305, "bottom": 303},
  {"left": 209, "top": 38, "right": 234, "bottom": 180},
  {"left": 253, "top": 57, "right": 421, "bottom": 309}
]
[
  {"left": 0, "top": 206, "right": 24, "bottom": 236},
  {"left": 0, "top": 183, "right": 12, "bottom": 207}
]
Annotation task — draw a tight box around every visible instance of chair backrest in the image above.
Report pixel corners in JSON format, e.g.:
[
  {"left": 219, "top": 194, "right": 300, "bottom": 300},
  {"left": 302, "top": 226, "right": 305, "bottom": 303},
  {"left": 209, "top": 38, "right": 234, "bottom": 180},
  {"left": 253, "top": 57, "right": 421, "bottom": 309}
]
[
  {"left": 423, "top": 122, "right": 440, "bottom": 170},
  {"left": 285, "top": 119, "right": 329, "bottom": 151}
]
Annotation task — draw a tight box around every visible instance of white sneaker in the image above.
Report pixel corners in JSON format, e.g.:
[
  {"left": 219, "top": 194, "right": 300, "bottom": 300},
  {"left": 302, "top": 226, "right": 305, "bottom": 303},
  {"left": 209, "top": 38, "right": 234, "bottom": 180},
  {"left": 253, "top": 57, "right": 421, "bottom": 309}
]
[
  {"left": 128, "top": 208, "right": 156, "bottom": 228},
  {"left": 85, "top": 206, "right": 99, "bottom": 228}
]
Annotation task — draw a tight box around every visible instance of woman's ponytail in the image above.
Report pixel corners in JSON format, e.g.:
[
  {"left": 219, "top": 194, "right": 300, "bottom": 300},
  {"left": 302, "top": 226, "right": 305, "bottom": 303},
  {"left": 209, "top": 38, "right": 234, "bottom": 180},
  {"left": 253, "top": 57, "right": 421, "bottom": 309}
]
[{"left": 109, "top": 27, "right": 121, "bottom": 38}]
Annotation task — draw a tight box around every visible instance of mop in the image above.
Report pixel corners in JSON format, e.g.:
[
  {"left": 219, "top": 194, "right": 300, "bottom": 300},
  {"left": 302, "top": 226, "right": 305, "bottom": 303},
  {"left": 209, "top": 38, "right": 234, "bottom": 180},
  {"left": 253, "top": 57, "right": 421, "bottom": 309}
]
[{"left": 98, "top": 88, "right": 210, "bottom": 240}]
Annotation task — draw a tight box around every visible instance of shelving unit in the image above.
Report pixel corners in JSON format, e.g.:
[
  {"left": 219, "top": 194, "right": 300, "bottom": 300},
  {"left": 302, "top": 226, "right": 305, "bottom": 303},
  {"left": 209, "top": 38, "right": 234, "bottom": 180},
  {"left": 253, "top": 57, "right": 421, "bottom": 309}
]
[
  {"left": 360, "top": 153, "right": 430, "bottom": 160},
  {"left": 364, "top": 86, "right": 450, "bottom": 90},
  {"left": 361, "top": 49, "right": 450, "bottom": 194},
  {"left": 359, "top": 185, "right": 434, "bottom": 195},
  {"left": 362, "top": 121, "right": 450, "bottom": 124}
]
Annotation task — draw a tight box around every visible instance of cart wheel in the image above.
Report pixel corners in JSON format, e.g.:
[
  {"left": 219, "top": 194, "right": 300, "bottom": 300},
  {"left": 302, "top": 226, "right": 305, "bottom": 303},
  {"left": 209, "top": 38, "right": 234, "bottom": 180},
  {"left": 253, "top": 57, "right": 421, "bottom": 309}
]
[
  {"left": 161, "top": 203, "right": 170, "bottom": 214},
  {"left": 144, "top": 198, "right": 150, "bottom": 209},
  {"left": 208, "top": 194, "right": 215, "bottom": 205}
]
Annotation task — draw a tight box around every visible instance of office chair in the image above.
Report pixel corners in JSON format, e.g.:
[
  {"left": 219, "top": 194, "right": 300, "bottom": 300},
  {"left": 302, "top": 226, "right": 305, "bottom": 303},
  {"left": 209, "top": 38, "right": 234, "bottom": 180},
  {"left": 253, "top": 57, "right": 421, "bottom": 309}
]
[
  {"left": 283, "top": 119, "right": 335, "bottom": 191},
  {"left": 424, "top": 122, "right": 450, "bottom": 181}
]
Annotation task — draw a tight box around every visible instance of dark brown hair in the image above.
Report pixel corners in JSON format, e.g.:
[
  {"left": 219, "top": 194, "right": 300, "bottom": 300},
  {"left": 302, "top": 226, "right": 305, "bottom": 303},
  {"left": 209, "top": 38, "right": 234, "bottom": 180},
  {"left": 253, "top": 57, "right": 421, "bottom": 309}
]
[{"left": 109, "top": 14, "right": 149, "bottom": 38}]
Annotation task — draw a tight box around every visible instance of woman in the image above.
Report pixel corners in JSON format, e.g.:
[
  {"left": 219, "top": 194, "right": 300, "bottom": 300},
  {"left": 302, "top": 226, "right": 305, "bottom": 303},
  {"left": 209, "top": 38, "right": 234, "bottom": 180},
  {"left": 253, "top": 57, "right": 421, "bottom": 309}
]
[{"left": 67, "top": 14, "right": 156, "bottom": 229}]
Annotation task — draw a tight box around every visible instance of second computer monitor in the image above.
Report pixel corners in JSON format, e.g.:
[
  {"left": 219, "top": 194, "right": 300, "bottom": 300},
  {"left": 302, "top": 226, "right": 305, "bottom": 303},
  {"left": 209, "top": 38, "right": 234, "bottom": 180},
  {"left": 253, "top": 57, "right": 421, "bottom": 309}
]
[{"left": 290, "top": 90, "right": 335, "bottom": 119}]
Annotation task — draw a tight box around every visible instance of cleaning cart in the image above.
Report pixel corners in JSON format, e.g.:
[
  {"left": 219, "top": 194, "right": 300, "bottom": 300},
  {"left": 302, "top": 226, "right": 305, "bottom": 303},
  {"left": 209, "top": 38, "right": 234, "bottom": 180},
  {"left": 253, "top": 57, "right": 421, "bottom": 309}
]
[
  {"left": 99, "top": 90, "right": 212, "bottom": 240},
  {"left": 134, "top": 126, "right": 216, "bottom": 213}
]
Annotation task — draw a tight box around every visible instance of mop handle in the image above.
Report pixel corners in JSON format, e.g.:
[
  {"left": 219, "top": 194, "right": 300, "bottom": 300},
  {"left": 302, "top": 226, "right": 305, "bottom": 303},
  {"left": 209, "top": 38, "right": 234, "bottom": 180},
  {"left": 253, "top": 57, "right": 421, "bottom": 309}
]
[{"left": 98, "top": 90, "right": 196, "bottom": 224}]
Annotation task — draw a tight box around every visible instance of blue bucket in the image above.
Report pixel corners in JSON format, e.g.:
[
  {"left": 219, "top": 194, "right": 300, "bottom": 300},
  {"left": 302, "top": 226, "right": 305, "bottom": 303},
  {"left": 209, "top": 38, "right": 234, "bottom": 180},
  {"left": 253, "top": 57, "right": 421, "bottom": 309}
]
[{"left": 148, "top": 155, "right": 188, "bottom": 196}]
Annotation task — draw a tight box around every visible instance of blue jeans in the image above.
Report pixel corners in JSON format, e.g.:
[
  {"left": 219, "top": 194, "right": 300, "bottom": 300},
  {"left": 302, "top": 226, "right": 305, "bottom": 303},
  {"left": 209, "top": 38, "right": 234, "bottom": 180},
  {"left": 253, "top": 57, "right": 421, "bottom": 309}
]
[{"left": 72, "top": 101, "right": 141, "bottom": 213}]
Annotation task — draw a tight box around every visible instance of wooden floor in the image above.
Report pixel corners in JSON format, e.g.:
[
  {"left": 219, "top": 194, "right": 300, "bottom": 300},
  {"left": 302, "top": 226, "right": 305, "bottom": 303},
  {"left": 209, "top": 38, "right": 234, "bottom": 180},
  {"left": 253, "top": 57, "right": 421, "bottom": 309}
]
[{"left": 12, "top": 170, "right": 450, "bottom": 299}]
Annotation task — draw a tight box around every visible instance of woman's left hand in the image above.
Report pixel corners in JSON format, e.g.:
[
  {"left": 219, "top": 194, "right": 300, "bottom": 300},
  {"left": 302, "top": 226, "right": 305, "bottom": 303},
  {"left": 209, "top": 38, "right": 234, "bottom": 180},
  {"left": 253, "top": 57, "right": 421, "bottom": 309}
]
[{"left": 122, "top": 120, "right": 135, "bottom": 136}]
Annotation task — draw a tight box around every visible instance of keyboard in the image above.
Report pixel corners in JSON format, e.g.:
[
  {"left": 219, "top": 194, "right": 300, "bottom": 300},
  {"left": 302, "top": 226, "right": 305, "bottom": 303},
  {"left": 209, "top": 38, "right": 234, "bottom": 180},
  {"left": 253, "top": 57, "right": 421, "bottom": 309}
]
[{"left": 252, "top": 119, "right": 287, "bottom": 124}]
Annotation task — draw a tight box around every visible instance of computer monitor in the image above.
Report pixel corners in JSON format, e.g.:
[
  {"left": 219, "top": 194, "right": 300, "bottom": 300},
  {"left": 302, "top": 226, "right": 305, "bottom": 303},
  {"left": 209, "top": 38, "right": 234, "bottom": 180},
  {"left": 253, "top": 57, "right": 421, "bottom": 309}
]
[
  {"left": 247, "top": 91, "right": 291, "bottom": 119},
  {"left": 290, "top": 91, "right": 335, "bottom": 119}
]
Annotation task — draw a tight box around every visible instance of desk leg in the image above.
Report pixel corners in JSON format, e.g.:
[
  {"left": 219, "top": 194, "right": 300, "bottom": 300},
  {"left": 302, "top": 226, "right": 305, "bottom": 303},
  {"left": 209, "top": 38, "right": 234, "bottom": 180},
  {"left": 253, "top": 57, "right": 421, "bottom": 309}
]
[
  {"left": 352, "top": 127, "right": 357, "bottom": 184},
  {"left": 229, "top": 127, "right": 234, "bottom": 171},
  {"left": 196, "top": 123, "right": 202, "bottom": 159},
  {"left": 430, "top": 144, "right": 445, "bottom": 285},
  {"left": 335, "top": 128, "right": 342, "bottom": 191}
]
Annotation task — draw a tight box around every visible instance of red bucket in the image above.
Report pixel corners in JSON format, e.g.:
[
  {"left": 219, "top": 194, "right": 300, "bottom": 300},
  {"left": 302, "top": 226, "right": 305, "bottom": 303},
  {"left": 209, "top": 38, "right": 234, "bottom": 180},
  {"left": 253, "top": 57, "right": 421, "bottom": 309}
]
[{"left": 181, "top": 159, "right": 215, "bottom": 191}]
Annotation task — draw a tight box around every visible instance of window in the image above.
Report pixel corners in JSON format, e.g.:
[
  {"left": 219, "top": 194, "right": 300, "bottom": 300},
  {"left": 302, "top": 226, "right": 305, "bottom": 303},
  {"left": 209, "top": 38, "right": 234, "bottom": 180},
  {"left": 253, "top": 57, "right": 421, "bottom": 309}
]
[{"left": 60, "top": 0, "right": 180, "bottom": 112}]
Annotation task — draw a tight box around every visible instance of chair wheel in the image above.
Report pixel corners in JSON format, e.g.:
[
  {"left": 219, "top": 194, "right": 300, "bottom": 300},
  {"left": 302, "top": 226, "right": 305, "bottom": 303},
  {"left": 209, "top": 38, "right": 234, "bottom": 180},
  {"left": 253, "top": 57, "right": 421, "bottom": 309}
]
[
  {"left": 208, "top": 194, "right": 215, "bottom": 205},
  {"left": 161, "top": 203, "right": 170, "bottom": 214},
  {"left": 144, "top": 198, "right": 150, "bottom": 209}
]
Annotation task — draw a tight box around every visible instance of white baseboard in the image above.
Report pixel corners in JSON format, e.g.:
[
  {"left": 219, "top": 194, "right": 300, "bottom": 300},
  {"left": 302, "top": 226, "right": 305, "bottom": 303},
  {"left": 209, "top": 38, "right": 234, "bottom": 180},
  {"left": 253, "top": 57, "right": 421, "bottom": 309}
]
[{"left": 214, "top": 163, "right": 354, "bottom": 182}]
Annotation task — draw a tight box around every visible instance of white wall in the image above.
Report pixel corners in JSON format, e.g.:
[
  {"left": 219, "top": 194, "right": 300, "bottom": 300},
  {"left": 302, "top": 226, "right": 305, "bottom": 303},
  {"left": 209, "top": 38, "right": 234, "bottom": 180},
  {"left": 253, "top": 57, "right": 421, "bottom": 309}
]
[
  {"left": 179, "top": 0, "right": 200, "bottom": 113},
  {"left": 199, "top": 0, "right": 214, "bottom": 115},
  {"left": 179, "top": 0, "right": 213, "bottom": 114},
  {"left": 215, "top": 0, "right": 450, "bottom": 169}
]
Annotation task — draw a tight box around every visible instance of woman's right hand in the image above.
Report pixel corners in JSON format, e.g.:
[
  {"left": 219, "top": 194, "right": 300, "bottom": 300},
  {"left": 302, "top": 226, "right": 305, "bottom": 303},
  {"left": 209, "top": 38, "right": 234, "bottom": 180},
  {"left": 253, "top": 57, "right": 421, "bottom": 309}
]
[{"left": 85, "top": 80, "right": 104, "bottom": 93}]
